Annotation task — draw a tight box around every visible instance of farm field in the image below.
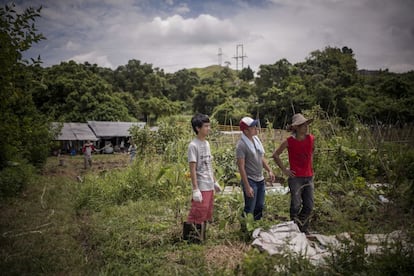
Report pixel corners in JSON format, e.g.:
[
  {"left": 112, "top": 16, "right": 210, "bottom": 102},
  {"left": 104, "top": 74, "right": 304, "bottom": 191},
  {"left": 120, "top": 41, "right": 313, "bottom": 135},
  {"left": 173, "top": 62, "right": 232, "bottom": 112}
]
[{"left": 1, "top": 126, "right": 413, "bottom": 275}]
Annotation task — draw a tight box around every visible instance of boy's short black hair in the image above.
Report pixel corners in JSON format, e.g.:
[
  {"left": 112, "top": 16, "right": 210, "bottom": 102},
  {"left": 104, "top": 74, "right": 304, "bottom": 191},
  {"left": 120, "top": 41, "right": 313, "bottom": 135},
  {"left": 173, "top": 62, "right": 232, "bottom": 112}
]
[{"left": 191, "top": 113, "right": 210, "bottom": 134}]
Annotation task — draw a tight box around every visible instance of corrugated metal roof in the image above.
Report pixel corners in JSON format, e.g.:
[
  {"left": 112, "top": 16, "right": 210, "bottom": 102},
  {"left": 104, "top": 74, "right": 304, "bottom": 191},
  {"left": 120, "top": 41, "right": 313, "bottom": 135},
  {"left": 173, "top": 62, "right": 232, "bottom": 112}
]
[
  {"left": 52, "top": 122, "right": 98, "bottom": 141},
  {"left": 87, "top": 121, "right": 146, "bottom": 138}
]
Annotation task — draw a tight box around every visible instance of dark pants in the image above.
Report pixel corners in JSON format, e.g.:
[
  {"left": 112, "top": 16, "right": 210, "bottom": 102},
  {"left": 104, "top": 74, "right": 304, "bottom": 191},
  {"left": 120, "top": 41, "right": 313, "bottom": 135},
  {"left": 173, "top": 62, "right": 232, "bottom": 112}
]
[
  {"left": 288, "top": 176, "right": 314, "bottom": 233},
  {"left": 241, "top": 178, "right": 266, "bottom": 220}
]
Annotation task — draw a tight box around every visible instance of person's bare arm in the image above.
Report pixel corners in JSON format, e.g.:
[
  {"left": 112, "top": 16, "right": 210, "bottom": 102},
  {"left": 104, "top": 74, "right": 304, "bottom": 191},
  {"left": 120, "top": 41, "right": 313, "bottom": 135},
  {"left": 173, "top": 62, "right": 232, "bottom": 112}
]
[
  {"left": 262, "top": 157, "right": 275, "bottom": 183},
  {"left": 272, "top": 140, "right": 294, "bottom": 177},
  {"left": 189, "top": 162, "right": 198, "bottom": 190},
  {"left": 237, "top": 157, "right": 254, "bottom": 198}
]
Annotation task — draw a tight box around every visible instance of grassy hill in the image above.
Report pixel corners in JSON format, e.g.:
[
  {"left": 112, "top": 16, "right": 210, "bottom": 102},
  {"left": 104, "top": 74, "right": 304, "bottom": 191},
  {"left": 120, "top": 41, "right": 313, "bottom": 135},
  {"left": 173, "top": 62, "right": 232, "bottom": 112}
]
[{"left": 189, "top": 65, "right": 237, "bottom": 79}]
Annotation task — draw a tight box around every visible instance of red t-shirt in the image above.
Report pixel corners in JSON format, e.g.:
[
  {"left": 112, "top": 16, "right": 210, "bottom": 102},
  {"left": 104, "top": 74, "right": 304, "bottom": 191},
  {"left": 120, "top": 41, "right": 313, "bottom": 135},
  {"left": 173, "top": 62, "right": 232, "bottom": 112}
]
[{"left": 287, "top": 134, "right": 314, "bottom": 177}]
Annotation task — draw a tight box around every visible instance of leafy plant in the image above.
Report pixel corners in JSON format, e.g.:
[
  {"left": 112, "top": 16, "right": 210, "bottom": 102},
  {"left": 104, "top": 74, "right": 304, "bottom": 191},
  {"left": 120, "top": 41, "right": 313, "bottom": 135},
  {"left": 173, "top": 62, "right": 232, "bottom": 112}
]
[{"left": 0, "top": 162, "right": 35, "bottom": 197}]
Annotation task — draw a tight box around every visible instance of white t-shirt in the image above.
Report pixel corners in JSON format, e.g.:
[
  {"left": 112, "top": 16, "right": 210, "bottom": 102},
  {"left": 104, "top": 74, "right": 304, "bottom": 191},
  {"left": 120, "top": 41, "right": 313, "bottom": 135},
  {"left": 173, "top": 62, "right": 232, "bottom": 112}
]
[{"left": 187, "top": 138, "right": 214, "bottom": 191}]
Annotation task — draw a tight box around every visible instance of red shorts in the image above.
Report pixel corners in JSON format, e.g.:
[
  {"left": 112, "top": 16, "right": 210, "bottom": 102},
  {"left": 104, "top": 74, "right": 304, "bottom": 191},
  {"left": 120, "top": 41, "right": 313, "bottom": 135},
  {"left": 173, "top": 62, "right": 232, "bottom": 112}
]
[{"left": 187, "top": 190, "right": 214, "bottom": 224}]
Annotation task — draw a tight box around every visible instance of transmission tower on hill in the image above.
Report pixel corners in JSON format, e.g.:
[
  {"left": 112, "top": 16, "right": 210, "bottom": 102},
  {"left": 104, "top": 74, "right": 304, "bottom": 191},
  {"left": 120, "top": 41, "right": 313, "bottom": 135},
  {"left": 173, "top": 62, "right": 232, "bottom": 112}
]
[
  {"left": 233, "top": 44, "right": 247, "bottom": 71},
  {"left": 218, "top": 48, "right": 222, "bottom": 66}
]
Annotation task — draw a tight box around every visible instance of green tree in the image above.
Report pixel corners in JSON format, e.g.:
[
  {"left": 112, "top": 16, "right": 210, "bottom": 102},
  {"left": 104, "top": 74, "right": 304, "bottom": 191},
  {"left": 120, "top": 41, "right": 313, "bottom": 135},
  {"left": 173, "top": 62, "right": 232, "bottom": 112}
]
[
  {"left": 254, "top": 60, "right": 313, "bottom": 128},
  {"left": 138, "top": 97, "right": 180, "bottom": 123},
  {"left": 114, "top": 59, "right": 150, "bottom": 95},
  {"left": 167, "top": 69, "right": 199, "bottom": 101},
  {"left": 143, "top": 72, "right": 167, "bottom": 98},
  {"left": 192, "top": 84, "right": 227, "bottom": 115},
  {"left": 295, "top": 46, "right": 358, "bottom": 121},
  {"left": 239, "top": 66, "right": 254, "bottom": 81},
  {"left": 32, "top": 61, "right": 133, "bottom": 122},
  {"left": 212, "top": 97, "right": 250, "bottom": 125},
  {"left": 113, "top": 59, "right": 166, "bottom": 100},
  {"left": 255, "top": 59, "right": 293, "bottom": 95},
  {"left": 355, "top": 70, "right": 414, "bottom": 124},
  {"left": 115, "top": 92, "right": 141, "bottom": 119},
  {"left": 0, "top": 4, "right": 53, "bottom": 196}
]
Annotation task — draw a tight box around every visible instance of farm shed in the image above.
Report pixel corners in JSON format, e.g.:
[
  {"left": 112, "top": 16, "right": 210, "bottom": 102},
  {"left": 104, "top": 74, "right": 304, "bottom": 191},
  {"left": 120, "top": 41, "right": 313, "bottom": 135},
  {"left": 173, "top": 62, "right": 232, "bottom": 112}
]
[
  {"left": 51, "top": 121, "right": 148, "bottom": 154},
  {"left": 87, "top": 121, "right": 146, "bottom": 151},
  {"left": 52, "top": 122, "right": 98, "bottom": 141},
  {"left": 51, "top": 122, "right": 98, "bottom": 155},
  {"left": 87, "top": 121, "right": 146, "bottom": 138}
]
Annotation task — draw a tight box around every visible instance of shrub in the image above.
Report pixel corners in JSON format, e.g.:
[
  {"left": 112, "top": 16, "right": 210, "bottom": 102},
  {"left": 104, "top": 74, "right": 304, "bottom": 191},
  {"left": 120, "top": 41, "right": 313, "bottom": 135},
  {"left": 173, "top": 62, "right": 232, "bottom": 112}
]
[{"left": 0, "top": 162, "right": 35, "bottom": 198}]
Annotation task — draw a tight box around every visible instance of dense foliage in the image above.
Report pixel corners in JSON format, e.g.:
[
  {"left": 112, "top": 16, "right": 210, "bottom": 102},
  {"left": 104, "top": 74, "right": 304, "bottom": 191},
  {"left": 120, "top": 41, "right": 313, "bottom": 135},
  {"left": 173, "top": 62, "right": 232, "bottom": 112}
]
[
  {"left": 0, "top": 4, "right": 54, "bottom": 196},
  {"left": 25, "top": 47, "right": 414, "bottom": 129}
]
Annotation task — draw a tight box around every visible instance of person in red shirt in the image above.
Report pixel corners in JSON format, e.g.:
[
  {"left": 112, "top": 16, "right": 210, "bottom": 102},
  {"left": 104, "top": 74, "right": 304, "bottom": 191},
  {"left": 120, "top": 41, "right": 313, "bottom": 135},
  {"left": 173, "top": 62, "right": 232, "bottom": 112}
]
[{"left": 272, "top": 113, "right": 314, "bottom": 235}]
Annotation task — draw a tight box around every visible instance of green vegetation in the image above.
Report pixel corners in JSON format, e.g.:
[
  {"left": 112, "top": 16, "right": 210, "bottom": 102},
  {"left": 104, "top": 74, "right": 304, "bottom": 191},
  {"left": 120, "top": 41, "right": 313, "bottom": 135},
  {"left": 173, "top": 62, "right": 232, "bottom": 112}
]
[
  {"left": 25, "top": 43, "right": 414, "bottom": 128},
  {"left": 1, "top": 4, "right": 414, "bottom": 275},
  {"left": 2, "top": 115, "right": 414, "bottom": 275},
  {"left": 0, "top": 4, "right": 54, "bottom": 197},
  {"left": 189, "top": 64, "right": 227, "bottom": 79}
]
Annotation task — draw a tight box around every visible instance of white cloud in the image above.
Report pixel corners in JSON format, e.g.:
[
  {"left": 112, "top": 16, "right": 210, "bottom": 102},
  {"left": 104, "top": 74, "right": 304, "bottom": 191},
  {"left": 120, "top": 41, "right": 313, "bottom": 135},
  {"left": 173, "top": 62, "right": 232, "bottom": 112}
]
[
  {"left": 139, "top": 14, "right": 239, "bottom": 44},
  {"left": 70, "top": 51, "right": 114, "bottom": 68},
  {"left": 173, "top": 3, "right": 190, "bottom": 15},
  {"left": 65, "top": 41, "right": 80, "bottom": 51},
  {"left": 19, "top": 0, "right": 414, "bottom": 73}
]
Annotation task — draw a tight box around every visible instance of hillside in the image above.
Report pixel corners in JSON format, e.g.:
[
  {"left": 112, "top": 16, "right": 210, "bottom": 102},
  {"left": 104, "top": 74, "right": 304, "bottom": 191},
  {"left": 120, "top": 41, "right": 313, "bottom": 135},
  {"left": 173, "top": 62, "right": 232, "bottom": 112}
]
[{"left": 189, "top": 64, "right": 237, "bottom": 79}]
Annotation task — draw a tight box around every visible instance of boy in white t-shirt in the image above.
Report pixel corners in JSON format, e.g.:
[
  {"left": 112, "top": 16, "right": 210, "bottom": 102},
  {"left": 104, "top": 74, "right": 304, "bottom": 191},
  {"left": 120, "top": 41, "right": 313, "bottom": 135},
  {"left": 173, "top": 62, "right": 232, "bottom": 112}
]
[{"left": 183, "top": 114, "right": 221, "bottom": 242}]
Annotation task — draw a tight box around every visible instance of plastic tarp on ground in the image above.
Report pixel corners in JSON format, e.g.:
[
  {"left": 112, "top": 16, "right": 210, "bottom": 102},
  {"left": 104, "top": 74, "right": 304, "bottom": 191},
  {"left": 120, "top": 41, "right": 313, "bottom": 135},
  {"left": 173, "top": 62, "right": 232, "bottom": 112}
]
[
  {"left": 87, "top": 121, "right": 146, "bottom": 138},
  {"left": 52, "top": 122, "right": 98, "bottom": 141},
  {"left": 252, "top": 221, "right": 406, "bottom": 266}
]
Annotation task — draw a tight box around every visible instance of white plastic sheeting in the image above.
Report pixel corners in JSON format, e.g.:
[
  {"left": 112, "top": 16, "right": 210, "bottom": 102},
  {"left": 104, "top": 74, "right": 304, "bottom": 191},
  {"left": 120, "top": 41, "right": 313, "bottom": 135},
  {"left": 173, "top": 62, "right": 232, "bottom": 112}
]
[
  {"left": 252, "top": 221, "right": 405, "bottom": 265},
  {"left": 252, "top": 221, "right": 329, "bottom": 265}
]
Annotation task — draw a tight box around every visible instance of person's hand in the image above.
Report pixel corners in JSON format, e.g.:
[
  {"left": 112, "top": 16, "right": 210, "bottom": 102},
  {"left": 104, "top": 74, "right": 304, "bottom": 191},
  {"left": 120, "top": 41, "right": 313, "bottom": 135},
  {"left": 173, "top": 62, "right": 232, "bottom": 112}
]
[
  {"left": 268, "top": 171, "right": 275, "bottom": 183},
  {"left": 192, "top": 189, "right": 203, "bottom": 202},
  {"left": 283, "top": 168, "right": 295, "bottom": 177},
  {"left": 214, "top": 181, "right": 222, "bottom": 193},
  {"left": 245, "top": 185, "right": 254, "bottom": 198}
]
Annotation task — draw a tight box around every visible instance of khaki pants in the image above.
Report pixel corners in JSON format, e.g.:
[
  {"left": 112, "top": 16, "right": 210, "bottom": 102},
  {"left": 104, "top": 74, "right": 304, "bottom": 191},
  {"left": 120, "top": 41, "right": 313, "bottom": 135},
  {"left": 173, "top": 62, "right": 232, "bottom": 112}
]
[{"left": 84, "top": 155, "right": 92, "bottom": 169}]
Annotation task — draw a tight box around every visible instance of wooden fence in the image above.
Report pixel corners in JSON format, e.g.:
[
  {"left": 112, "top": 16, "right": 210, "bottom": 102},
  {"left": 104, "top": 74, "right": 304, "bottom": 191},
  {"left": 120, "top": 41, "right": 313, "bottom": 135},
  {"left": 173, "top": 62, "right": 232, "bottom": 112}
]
[
  {"left": 371, "top": 124, "right": 414, "bottom": 145},
  {"left": 216, "top": 125, "right": 290, "bottom": 144}
]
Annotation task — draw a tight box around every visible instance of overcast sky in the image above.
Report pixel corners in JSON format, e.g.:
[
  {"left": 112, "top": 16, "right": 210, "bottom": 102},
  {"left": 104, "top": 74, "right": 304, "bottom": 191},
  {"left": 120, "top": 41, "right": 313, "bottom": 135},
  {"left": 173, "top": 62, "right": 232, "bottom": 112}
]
[{"left": 7, "top": 0, "right": 414, "bottom": 73}]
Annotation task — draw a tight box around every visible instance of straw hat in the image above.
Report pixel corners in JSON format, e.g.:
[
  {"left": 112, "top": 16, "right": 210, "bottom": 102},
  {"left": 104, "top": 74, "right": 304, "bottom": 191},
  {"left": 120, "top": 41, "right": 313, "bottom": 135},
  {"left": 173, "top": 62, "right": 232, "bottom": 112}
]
[
  {"left": 292, "top": 113, "right": 313, "bottom": 126},
  {"left": 288, "top": 113, "right": 313, "bottom": 130}
]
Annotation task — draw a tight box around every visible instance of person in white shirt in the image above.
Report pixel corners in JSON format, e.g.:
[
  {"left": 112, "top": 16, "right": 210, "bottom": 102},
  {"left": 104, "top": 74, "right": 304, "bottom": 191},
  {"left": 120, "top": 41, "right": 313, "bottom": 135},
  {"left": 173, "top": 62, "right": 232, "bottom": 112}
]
[{"left": 183, "top": 114, "right": 221, "bottom": 243}]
